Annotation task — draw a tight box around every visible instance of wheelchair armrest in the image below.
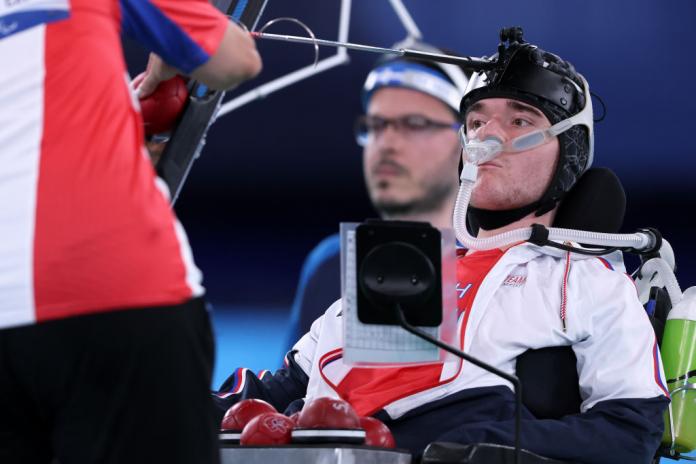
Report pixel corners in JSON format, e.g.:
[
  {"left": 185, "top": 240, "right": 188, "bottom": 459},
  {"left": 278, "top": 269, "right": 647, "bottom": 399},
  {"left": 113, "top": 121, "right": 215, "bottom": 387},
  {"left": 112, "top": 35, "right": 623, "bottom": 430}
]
[{"left": 420, "top": 442, "right": 576, "bottom": 464}]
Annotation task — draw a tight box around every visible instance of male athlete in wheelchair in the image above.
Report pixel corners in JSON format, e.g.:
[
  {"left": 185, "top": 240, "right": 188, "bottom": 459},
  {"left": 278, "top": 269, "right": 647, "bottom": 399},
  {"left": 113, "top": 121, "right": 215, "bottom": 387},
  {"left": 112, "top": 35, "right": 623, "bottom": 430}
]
[{"left": 215, "top": 28, "right": 695, "bottom": 464}]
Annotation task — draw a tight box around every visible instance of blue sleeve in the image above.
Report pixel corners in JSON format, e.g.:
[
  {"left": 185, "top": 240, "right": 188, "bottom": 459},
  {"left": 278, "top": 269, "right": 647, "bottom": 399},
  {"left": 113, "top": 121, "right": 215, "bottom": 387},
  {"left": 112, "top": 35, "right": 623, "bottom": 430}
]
[
  {"left": 211, "top": 350, "right": 309, "bottom": 422},
  {"left": 284, "top": 234, "right": 341, "bottom": 350},
  {"left": 435, "top": 396, "right": 669, "bottom": 464},
  {"left": 119, "top": 0, "right": 216, "bottom": 74}
]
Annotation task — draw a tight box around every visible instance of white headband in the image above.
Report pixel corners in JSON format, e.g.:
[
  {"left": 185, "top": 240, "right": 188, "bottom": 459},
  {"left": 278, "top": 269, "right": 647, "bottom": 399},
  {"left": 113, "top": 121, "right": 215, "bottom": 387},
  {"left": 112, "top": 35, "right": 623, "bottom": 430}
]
[{"left": 362, "top": 62, "right": 464, "bottom": 112}]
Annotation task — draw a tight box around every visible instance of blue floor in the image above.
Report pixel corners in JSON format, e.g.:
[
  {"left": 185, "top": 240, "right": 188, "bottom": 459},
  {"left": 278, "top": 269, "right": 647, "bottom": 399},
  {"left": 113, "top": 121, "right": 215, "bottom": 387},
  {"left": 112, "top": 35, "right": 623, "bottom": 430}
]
[
  {"left": 210, "top": 305, "right": 290, "bottom": 389},
  {"left": 209, "top": 305, "right": 696, "bottom": 462},
  {"left": 662, "top": 451, "right": 696, "bottom": 462}
]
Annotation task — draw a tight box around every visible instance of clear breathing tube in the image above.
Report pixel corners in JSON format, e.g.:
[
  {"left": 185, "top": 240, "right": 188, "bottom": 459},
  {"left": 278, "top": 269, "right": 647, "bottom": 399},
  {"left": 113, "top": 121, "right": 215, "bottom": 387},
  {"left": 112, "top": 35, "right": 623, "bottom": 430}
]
[{"left": 453, "top": 162, "right": 656, "bottom": 252}]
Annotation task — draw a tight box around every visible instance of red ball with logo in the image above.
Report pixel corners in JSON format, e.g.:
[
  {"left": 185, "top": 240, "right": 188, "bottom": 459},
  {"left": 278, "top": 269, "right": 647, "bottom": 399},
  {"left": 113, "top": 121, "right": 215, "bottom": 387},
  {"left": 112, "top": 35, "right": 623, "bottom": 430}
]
[
  {"left": 221, "top": 399, "right": 277, "bottom": 431},
  {"left": 138, "top": 75, "right": 188, "bottom": 136},
  {"left": 360, "top": 416, "right": 396, "bottom": 448},
  {"left": 297, "top": 397, "right": 361, "bottom": 429},
  {"left": 240, "top": 412, "right": 294, "bottom": 445}
]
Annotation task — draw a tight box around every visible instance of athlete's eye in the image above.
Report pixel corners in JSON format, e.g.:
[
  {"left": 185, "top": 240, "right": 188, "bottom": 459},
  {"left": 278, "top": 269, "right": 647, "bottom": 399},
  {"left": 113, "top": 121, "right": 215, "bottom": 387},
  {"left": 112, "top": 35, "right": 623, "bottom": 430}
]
[
  {"left": 467, "top": 119, "right": 485, "bottom": 131},
  {"left": 511, "top": 118, "right": 532, "bottom": 128}
]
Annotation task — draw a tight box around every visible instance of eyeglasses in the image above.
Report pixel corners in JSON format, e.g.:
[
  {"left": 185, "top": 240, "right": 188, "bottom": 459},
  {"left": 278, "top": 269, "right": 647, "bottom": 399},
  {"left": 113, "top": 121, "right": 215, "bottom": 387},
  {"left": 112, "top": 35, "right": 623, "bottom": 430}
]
[{"left": 354, "top": 114, "right": 461, "bottom": 147}]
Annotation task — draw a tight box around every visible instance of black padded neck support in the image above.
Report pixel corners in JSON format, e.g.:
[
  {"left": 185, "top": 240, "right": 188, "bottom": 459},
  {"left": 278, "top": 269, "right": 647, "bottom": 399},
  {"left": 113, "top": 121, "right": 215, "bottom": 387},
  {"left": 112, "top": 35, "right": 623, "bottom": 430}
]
[
  {"left": 467, "top": 168, "right": 626, "bottom": 235},
  {"left": 467, "top": 199, "right": 557, "bottom": 232}
]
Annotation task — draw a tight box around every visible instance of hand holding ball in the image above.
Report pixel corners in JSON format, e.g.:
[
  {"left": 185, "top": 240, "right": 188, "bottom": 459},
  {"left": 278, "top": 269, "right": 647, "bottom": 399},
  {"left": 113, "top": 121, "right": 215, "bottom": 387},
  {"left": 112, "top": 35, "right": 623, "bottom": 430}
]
[{"left": 133, "top": 74, "right": 188, "bottom": 136}]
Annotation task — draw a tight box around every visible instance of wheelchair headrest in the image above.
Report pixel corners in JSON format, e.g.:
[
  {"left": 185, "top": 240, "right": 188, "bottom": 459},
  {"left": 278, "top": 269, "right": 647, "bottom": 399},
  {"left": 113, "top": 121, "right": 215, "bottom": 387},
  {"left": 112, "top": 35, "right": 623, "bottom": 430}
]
[{"left": 553, "top": 167, "right": 626, "bottom": 233}]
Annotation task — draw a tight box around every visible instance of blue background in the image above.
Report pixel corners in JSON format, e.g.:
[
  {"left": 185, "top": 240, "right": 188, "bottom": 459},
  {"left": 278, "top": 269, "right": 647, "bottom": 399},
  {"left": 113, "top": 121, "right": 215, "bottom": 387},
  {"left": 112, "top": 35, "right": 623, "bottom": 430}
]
[{"left": 124, "top": 1, "right": 694, "bottom": 459}]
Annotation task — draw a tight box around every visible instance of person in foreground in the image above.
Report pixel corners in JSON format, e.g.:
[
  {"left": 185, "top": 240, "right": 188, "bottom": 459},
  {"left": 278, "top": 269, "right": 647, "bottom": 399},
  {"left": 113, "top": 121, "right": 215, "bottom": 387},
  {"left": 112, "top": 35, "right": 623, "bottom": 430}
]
[
  {"left": 215, "top": 32, "right": 668, "bottom": 463},
  {"left": 0, "top": 1, "right": 260, "bottom": 463},
  {"left": 286, "top": 39, "right": 470, "bottom": 345}
]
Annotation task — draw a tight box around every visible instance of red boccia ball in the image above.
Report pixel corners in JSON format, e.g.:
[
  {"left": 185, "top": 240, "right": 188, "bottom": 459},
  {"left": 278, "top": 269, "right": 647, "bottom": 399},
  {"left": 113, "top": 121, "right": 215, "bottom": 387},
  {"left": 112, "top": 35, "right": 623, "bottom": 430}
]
[
  {"left": 221, "top": 399, "right": 277, "bottom": 431},
  {"left": 240, "top": 412, "right": 294, "bottom": 445},
  {"left": 138, "top": 75, "right": 188, "bottom": 136},
  {"left": 297, "top": 397, "right": 361, "bottom": 429},
  {"left": 360, "top": 416, "right": 396, "bottom": 448}
]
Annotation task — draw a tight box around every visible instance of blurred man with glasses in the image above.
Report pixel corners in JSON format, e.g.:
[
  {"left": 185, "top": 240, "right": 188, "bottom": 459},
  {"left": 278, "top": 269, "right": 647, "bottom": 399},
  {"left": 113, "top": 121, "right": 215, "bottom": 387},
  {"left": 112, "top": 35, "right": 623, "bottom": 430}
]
[{"left": 284, "top": 41, "right": 470, "bottom": 345}]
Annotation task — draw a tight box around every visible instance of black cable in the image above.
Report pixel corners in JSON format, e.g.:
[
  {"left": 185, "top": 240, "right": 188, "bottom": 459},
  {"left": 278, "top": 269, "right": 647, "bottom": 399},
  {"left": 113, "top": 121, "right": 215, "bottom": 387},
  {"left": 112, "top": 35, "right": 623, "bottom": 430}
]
[
  {"left": 591, "top": 91, "right": 607, "bottom": 123},
  {"left": 393, "top": 303, "right": 522, "bottom": 464},
  {"left": 542, "top": 240, "right": 620, "bottom": 256}
]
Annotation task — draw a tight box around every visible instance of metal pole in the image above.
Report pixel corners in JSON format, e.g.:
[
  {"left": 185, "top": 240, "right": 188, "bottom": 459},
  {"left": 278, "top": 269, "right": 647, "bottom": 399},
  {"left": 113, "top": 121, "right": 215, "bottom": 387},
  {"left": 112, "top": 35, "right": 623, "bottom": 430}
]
[{"left": 251, "top": 31, "right": 497, "bottom": 71}]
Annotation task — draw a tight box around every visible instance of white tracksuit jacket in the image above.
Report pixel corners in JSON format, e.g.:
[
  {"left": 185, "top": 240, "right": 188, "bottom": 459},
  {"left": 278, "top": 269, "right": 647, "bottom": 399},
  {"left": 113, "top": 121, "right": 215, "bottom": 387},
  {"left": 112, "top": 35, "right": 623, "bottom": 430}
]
[{"left": 292, "top": 242, "right": 669, "bottom": 419}]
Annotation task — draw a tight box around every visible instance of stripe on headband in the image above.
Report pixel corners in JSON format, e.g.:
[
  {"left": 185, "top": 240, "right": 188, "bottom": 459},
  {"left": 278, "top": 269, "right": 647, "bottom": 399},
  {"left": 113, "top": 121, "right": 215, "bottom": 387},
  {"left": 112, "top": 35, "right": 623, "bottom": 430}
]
[{"left": 362, "top": 62, "right": 462, "bottom": 112}]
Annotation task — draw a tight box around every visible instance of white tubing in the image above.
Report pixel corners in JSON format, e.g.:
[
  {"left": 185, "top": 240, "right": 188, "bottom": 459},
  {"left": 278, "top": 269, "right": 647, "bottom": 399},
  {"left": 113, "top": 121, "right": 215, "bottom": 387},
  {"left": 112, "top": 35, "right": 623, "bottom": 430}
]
[
  {"left": 454, "top": 162, "right": 655, "bottom": 253},
  {"left": 641, "top": 258, "right": 683, "bottom": 305}
]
